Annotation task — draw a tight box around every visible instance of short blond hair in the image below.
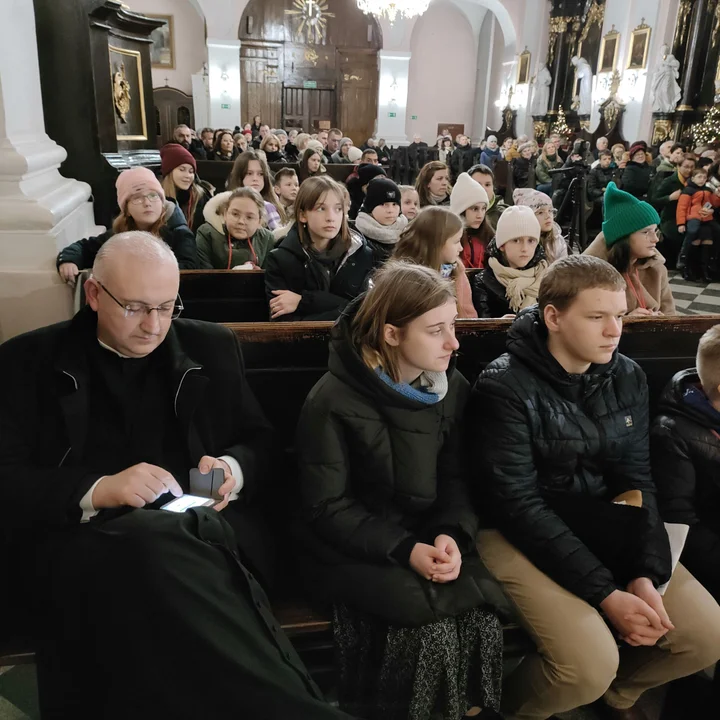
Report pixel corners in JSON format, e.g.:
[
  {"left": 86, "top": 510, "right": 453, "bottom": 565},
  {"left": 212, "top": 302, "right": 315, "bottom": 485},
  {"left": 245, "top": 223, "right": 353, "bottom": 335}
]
[{"left": 697, "top": 324, "right": 720, "bottom": 396}]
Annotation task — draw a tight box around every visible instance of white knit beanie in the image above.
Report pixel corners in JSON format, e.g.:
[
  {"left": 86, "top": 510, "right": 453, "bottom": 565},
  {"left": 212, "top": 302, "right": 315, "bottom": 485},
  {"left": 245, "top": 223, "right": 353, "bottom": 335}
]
[
  {"left": 450, "top": 172, "right": 489, "bottom": 216},
  {"left": 347, "top": 146, "right": 363, "bottom": 163},
  {"left": 495, "top": 205, "right": 541, "bottom": 248}
]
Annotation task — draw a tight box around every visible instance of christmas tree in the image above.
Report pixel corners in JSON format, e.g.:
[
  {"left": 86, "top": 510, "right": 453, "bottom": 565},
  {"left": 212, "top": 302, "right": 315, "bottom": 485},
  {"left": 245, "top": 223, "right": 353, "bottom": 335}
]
[
  {"left": 551, "top": 105, "right": 571, "bottom": 137},
  {"left": 692, "top": 106, "right": 720, "bottom": 146}
]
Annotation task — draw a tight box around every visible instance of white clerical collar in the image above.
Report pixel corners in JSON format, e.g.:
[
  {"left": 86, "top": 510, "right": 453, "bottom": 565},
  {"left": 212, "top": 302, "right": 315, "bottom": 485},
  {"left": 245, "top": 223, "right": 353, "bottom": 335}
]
[{"left": 97, "top": 338, "right": 132, "bottom": 359}]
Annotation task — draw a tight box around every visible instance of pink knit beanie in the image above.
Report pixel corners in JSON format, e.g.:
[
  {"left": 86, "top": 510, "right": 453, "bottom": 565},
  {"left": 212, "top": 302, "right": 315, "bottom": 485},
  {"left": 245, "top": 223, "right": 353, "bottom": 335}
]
[{"left": 116, "top": 167, "right": 165, "bottom": 210}]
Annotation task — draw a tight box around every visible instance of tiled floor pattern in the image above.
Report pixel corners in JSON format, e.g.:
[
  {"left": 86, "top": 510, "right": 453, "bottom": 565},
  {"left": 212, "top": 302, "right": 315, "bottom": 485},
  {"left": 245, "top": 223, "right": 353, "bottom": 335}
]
[{"left": 668, "top": 271, "right": 720, "bottom": 316}]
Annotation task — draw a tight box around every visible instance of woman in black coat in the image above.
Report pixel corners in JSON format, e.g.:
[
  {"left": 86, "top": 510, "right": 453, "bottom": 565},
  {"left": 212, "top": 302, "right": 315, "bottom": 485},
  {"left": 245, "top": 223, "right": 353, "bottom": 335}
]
[
  {"left": 264, "top": 176, "right": 374, "bottom": 321},
  {"left": 295, "top": 261, "right": 505, "bottom": 720},
  {"left": 620, "top": 144, "right": 654, "bottom": 198}
]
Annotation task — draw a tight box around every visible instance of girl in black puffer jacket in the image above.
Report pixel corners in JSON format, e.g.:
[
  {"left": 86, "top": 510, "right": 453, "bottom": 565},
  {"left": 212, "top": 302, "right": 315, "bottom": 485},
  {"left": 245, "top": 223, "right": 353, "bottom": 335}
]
[
  {"left": 264, "top": 176, "right": 374, "bottom": 321},
  {"left": 295, "top": 261, "right": 506, "bottom": 720}
]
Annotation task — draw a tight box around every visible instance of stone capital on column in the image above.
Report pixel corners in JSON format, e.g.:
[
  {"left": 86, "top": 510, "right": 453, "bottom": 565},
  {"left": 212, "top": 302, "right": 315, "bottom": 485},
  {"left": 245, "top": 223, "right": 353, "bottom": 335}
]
[{"left": 377, "top": 51, "right": 412, "bottom": 145}]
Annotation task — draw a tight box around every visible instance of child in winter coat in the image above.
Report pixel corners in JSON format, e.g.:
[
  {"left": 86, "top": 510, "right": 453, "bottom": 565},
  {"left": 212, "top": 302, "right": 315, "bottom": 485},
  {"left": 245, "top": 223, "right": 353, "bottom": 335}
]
[
  {"left": 227, "top": 150, "right": 286, "bottom": 230},
  {"left": 676, "top": 167, "right": 720, "bottom": 280},
  {"left": 399, "top": 185, "right": 420, "bottom": 220},
  {"left": 354, "top": 177, "right": 408, "bottom": 266},
  {"left": 513, "top": 188, "right": 569, "bottom": 265},
  {"left": 471, "top": 205, "right": 548, "bottom": 318},
  {"left": 265, "top": 176, "right": 374, "bottom": 321},
  {"left": 195, "top": 188, "right": 275, "bottom": 269},
  {"left": 394, "top": 206, "right": 478, "bottom": 318},
  {"left": 450, "top": 172, "right": 494, "bottom": 269}
]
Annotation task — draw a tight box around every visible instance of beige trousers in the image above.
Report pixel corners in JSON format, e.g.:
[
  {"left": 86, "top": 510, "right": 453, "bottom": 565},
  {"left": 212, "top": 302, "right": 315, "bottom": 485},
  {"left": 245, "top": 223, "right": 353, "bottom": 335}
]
[{"left": 477, "top": 529, "right": 720, "bottom": 720}]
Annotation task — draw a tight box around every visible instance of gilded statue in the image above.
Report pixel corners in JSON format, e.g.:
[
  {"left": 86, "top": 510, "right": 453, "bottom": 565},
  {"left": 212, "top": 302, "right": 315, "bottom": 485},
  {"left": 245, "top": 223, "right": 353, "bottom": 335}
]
[{"left": 113, "top": 62, "right": 131, "bottom": 124}]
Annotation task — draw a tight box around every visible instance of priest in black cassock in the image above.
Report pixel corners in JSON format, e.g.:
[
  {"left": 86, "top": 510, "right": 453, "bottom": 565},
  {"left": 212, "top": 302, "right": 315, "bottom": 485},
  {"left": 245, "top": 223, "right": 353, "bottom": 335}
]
[{"left": 0, "top": 231, "right": 354, "bottom": 720}]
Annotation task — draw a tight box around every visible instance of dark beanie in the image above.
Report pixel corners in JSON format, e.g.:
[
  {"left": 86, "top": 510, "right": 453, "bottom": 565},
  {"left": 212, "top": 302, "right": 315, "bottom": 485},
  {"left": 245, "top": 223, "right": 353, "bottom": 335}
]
[
  {"left": 357, "top": 163, "right": 386, "bottom": 187},
  {"left": 361, "top": 177, "right": 401, "bottom": 215},
  {"left": 160, "top": 143, "right": 197, "bottom": 176}
]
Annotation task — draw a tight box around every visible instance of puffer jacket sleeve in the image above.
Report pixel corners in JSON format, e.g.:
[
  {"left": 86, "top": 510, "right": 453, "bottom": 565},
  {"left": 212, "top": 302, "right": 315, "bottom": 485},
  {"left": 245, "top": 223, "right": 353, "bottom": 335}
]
[
  {"left": 56, "top": 231, "right": 112, "bottom": 270},
  {"left": 676, "top": 193, "right": 691, "bottom": 226},
  {"left": 603, "top": 368, "right": 672, "bottom": 587},
  {"left": 164, "top": 223, "right": 199, "bottom": 269},
  {"left": 651, "top": 416, "right": 720, "bottom": 596},
  {"left": 471, "top": 373, "right": 618, "bottom": 607},
  {"left": 296, "top": 390, "right": 416, "bottom": 563},
  {"left": 471, "top": 271, "right": 492, "bottom": 318},
  {"left": 195, "top": 224, "right": 217, "bottom": 269},
  {"left": 425, "top": 375, "right": 479, "bottom": 552}
]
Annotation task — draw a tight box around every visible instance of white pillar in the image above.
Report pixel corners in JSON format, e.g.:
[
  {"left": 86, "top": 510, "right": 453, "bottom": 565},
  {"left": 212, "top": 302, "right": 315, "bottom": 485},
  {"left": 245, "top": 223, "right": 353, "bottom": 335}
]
[
  {"left": 191, "top": 71, "right": 210, "bottom": 131},
  {"left": 377, "top": 51, "right": 411, "bottom": 145},
  {"left": 0, "top": 0, "right": 101, "bottom": 341},
  {"left": 207, "top": 39, "right": 242, "bottom": 130}
]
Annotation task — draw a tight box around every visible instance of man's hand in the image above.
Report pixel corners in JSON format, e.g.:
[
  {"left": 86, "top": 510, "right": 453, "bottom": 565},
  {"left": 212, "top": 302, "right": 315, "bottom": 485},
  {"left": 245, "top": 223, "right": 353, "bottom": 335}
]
[
  {"left": 58, "top": 262, "right": 80, "bottom": 285},
  {"left": 198, "top": 456, "right": 235, "bottom": 512},
  {"left": 627, "top": 577, "right": 675, "bottom": 633},
  {"left": 409, "top": 543, "right": 451, "bottom": 580},
  {"left": 678, "top": 224, "right": 686, "bottom": 233},
  {"left": 670, "top": 190, "right": 682, "bottom": 201},
  {"left": 600, "top": 589, "right": 669, "bottom": 647},
  {"left": 270, "top": 290, "right": 302, "bottom": 319},
  {"left": 431, "top": 534, "right": 462, "bottom": 583},
  {"left": 93, "top": 463, "right": 182, "bottom": 509}
]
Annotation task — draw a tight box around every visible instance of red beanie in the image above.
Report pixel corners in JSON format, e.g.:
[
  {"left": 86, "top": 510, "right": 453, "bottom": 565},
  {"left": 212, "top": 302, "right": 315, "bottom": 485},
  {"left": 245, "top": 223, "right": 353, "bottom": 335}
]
[{"left": 160, "top": 143, "right": 197, "bottom": 176}]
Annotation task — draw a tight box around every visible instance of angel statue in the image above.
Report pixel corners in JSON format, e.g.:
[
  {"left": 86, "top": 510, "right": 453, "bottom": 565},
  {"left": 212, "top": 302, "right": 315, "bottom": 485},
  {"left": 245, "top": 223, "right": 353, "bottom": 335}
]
[
  {"left": 530, "top": 63, "right": 552, "bottom": 116},
  {"left": 571, "top": 56, "right": 592, "bottom": 115},
  {"left": 650, "top": 44, "right": 682, "bottom": 113}
]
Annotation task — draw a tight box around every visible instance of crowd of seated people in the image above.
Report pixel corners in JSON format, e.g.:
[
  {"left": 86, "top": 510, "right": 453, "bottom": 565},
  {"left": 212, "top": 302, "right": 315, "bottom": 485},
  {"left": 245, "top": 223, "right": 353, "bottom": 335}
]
[
  {"left": 14, "top": 221, "right": 720, "bottom": 718},
  {"left": 61, "top": 120, "right": 717, "bottom": 324}
]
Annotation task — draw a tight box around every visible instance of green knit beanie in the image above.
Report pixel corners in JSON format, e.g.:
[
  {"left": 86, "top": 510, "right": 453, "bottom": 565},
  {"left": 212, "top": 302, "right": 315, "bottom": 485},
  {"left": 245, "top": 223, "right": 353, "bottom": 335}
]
[{"left": 601, "top": 182, "right": 660, "bottom": 247}]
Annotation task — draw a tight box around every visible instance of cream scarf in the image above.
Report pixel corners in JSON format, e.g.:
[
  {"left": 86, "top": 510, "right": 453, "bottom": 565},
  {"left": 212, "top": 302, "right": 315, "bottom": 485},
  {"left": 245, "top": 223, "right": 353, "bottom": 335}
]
[{"left": 488, "top": 256, "right": 548, "bottom": 312}]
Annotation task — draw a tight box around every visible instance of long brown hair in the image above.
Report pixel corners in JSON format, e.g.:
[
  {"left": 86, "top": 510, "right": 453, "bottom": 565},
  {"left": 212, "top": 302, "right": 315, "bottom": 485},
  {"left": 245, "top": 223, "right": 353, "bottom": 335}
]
[
  {"left": 213, "top": 131, "right": 237, "bottom": 159},
  {"left": 415, "top": 161, "right": 450, "bottom": 207},
  {"left": 298, "top": 148, "right": 326, "bottom": 183},
  {"left": 160, "top": 174, "right": 206, "bottom": 231},
  {"left": 351, "top": 260, "right": 456, "bottom": 382},
  {"left": 228, "top": 150, "right": 286, "bottom": 225},
  {"left": 294, "top": 176, "right": 350, "bottom": 252},
  {"left": 112, "top": 205, "right": 165, "bottom": 237},
  {"left": 394, "top": 206, "right": 463, "bottom": 278}
]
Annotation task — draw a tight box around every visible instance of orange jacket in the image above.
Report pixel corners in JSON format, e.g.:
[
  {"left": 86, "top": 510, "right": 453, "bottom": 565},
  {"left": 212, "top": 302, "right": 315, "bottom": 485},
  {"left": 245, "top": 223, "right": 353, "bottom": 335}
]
[{"left": 676, "top": 184, "right": 720, "bottom": 225}]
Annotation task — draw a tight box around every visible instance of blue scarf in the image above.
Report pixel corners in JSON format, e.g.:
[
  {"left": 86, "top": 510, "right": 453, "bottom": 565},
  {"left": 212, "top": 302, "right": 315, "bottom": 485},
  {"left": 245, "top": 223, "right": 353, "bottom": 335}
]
[
  {"left": 441, "top": 263, "right": 455, "bottom": 278},
  {"left": 375, "top": 368, "right": 440, "bottom": 405}
]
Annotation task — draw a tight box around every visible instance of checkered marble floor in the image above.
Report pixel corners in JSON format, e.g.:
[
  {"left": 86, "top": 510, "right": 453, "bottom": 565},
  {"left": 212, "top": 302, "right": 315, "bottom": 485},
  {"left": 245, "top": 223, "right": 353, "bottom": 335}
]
[{"left": 668, "top": 271, "right": 720, "bottom": 316}]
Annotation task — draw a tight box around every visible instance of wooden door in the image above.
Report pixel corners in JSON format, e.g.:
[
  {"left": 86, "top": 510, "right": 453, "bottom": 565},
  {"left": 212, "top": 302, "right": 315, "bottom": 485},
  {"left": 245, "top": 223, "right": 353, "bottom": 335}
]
[
  {"left": 282, "top": 87, "right": 335, "bottom": 133},
  {"left": 153, "top": 87, "right": 195, "bottom": 147},
  {"left": 337, "top": 50, "right": 378, "bottom": 145},
  {"left": 241, "top": 41, "right": 282, "bottom": 129}
]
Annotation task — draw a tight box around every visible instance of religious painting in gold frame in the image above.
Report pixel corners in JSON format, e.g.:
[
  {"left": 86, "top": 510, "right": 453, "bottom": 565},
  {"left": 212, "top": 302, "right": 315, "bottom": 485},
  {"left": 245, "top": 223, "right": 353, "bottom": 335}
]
[
  {"left": 628, "top": 23, "right": 651, "bottom": 70},
  {"left": 517, "top": 50, "right": 531, "bottom": 85},
  {"left": 598, "top": 27, "right": 620, "bottom": 73},
  {"left": 109, "top": 46, "right": 148, "bottom": 142},
  {"left": 147, "top": 14, "right": 175, "bottom": 69}
]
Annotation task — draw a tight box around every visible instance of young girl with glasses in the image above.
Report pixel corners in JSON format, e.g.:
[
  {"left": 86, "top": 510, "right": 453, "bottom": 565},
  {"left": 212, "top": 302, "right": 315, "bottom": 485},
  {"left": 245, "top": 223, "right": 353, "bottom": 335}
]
[{"left": 56, "top": 167, "right": 198, "bottom": 285}]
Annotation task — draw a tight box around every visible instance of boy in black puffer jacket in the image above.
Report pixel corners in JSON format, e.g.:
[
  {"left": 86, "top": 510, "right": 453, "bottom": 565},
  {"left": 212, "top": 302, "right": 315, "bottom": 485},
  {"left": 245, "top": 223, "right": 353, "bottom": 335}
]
[{"left": 470, "top": 255, "right": 720, "bottom": 720}]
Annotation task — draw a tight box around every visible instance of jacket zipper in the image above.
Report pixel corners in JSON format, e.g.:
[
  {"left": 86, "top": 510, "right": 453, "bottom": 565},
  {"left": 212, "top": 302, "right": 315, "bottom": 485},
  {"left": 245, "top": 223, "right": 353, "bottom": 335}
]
[{"left": 59, "top": 370, "right": 79, "bottom": 467}]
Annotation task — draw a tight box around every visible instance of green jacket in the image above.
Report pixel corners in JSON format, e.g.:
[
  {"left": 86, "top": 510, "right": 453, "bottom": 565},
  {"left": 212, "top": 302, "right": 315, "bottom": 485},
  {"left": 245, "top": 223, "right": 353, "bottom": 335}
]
[
  {"left": 195, "top": 191, "right": 275, "bottom": 269},
  {"left": 486, "top": 196, "right": 508, "bottom": 232},
  {"left": 535, "top": 155, "right": 562, "bottom": 184}
]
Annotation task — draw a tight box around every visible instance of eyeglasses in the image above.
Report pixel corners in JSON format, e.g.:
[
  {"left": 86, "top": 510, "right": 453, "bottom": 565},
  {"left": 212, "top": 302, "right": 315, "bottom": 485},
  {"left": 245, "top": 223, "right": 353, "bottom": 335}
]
[
  {"left": 128, "top": 192, "right": 161, "bottom": 206},
  {"left": 95, "top": 280, "right": 183, "bottom": 319}
]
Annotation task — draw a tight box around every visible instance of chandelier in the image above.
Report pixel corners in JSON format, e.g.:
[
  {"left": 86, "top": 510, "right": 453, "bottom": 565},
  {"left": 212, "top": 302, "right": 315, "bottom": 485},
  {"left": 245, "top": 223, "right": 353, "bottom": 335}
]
[{"left": 356, "top": 0, "right": 431, "bottom": 23}]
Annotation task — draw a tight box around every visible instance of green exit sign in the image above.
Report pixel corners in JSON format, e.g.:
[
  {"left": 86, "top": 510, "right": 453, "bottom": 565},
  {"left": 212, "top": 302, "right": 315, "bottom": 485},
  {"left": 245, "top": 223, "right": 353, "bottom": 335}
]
[
  {"left": 411, "top": 115, "right": 418, "bottom": 120},
  {"left": 303, "top": 80, "right": 317, "bottom": 89},
  {"left": 221, "top": 103, "right": 230, "bottom": 109},
  {"left": 387, "top": 112, "right": 397, "bottom": 118}
]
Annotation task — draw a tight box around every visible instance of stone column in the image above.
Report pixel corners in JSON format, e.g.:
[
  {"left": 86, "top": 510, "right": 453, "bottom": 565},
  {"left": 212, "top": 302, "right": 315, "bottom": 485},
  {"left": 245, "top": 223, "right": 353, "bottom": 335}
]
[
  {"left": 0, "top": 0, "right": 101, "bottom": 341},
  {"left": 376, "top": 51, "right": 411, "bottom": 145},
  {"left": 207, "top": 39, "right": 242, "bottom": 130}
]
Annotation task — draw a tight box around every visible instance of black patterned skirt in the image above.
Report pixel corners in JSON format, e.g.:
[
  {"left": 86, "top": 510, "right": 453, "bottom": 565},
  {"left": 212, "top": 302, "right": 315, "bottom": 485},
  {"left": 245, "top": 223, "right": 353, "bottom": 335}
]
[{"left": 333, "top": 603, "right": 503, "bottom": 720}]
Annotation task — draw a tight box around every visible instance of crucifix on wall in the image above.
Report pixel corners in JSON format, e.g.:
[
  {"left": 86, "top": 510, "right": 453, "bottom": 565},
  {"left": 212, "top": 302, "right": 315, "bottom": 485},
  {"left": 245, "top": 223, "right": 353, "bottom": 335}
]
[{"left": 284, "top": 0, "right": 335, "bottom": 45}]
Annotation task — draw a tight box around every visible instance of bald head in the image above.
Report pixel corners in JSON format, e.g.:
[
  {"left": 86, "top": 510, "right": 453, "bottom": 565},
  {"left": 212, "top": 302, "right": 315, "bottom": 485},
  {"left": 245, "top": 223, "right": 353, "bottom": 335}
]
[{"left": 88, "top": 232, "right": 180, "bottom": 358}]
